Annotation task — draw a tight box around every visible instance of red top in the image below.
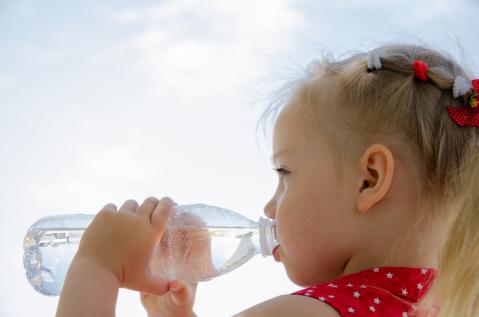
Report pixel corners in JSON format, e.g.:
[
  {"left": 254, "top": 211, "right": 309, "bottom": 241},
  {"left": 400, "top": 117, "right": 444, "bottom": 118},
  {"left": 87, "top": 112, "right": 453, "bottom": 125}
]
[{"left": 291, "top": 266, "right": 439, "bottom": 317}]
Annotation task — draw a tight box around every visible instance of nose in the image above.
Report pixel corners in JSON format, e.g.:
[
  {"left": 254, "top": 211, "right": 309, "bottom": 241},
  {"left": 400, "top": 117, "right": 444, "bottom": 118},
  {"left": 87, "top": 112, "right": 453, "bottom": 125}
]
[{"left": 263, "top": 198, "right": 276, "bottom": 219}]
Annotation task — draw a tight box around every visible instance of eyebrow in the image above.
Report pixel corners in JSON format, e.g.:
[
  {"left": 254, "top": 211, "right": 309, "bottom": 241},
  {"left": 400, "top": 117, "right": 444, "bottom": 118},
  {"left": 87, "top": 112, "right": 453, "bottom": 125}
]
[{"left": 270, "top": 149, "right": 291, "bottom": 164}]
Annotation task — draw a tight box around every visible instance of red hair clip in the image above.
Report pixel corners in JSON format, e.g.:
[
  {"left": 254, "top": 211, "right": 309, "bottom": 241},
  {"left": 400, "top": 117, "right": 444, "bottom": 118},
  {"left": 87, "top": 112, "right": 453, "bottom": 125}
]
[
  {"left": 413, "top": 60, "right": 428, "bottom": 82},
  {"left": 446, "top": 79, "right": 479, "bottom": 127}
]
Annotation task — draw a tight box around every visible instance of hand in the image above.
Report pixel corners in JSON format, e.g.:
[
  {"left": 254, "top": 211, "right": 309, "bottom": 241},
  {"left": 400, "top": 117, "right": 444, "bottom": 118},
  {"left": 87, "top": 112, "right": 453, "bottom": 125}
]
[
  {"left": 155, "top": 210, "right": 216, "bottom": 281},
  {"left": 74, "top": 196, "right": 174, "bottom": 296},
  {"left": 140, "top": 208, "right": 213, "bottom": 317},
  {"left": 140, "top": 279, "right": 198, "bottom": 317}
]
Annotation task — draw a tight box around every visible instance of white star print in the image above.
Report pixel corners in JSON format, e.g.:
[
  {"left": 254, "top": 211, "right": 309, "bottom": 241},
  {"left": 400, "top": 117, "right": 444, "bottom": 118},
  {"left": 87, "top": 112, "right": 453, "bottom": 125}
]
[{"left": 295, "top": 268, "right": 431, "bottom": 315}]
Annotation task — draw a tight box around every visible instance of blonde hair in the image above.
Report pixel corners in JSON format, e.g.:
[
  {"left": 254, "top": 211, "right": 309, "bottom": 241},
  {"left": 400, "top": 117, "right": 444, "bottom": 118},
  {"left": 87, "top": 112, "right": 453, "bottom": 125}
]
[{"left": 257, "top": 44, "right": 479, "bottom": 317}]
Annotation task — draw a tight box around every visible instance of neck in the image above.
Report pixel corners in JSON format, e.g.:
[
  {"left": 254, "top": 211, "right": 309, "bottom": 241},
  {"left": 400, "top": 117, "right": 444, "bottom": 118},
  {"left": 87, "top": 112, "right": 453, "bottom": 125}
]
[
  {"left": 342, "top": 242, "right": 440, "bottom": 277},
  {"left": 341, "top": 202, "right": 450, "bottom": 277}
]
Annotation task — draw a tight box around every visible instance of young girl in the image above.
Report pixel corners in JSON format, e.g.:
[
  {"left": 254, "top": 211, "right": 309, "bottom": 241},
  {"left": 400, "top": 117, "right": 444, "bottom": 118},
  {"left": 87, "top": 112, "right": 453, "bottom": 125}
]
[{"left": 55, "top": 44, "right": 479, "bottom": 317}]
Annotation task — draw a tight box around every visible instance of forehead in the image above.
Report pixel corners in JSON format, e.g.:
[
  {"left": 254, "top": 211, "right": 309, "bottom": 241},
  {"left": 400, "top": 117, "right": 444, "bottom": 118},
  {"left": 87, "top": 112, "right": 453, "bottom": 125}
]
[
  {"left": 273, "top": 103, "right": 302, "bottom": 139},
  {"left": 272, "top": 102, "right": 315, "bottom": 159}
]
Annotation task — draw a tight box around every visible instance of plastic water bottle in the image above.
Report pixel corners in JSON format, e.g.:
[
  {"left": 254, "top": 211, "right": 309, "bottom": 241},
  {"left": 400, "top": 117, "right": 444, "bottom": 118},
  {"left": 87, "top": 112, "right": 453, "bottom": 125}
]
[{"left": 23, "top": 203, "right": 278, "bottom": 296}]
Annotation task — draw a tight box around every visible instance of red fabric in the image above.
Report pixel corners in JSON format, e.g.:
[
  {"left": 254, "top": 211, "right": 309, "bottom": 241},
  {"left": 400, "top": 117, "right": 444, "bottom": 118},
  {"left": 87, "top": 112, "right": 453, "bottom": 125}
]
[
  {"left": 413, "top": 60, "right": 428, "bottom": 82},
  {"left": 472, "top": 79, "right": 479, "bottom": 96},
  {"left": 291, "top": 266, "right": 439, "bottom": 317},
  {"left": 446, "top": 105, "right": 479, "bottom": 127},
  {"left": 446, "top": 79, "right": 479, "bottom": 127}
]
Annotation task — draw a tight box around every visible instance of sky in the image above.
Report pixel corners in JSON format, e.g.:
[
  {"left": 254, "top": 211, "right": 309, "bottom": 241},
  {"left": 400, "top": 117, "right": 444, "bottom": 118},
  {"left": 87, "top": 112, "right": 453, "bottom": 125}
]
[{"left": 1, "top": 0, "right": 478, "bottom": 316}]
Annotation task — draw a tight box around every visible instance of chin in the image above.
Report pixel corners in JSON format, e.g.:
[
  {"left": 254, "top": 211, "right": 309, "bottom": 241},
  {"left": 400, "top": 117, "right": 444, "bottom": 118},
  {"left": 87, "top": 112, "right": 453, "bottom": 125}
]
[
  {"left": 284, "top": 266, "right": 317, "bottom": 287},
  {"left": 284, "top": 263, "right": 335, "bottom": 287}
]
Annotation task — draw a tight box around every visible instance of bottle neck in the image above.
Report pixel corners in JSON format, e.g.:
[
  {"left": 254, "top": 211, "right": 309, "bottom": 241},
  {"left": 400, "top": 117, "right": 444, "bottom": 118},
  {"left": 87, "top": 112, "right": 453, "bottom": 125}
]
[{"left": 258, "top": 217, "right": 278, "bottom": 257}]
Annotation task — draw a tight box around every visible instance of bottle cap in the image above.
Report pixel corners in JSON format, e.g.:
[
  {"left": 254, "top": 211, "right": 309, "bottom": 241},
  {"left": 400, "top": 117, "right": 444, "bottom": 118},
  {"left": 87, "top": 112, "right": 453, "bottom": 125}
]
[{"left": 259, "top": 217, "right": 279, "bottom": 257}]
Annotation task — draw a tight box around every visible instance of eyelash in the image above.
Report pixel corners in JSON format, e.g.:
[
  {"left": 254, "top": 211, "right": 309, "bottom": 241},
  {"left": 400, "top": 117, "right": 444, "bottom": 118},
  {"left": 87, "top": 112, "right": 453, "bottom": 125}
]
[{"left": 273, "top": 167, "right": 290, "bottom": 180}]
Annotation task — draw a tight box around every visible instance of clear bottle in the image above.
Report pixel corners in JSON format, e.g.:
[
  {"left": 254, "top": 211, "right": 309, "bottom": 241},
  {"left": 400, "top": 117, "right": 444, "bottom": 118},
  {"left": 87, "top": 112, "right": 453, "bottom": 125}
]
[{"left": 23, "top": 203, "right": 278, "bottom": 296}]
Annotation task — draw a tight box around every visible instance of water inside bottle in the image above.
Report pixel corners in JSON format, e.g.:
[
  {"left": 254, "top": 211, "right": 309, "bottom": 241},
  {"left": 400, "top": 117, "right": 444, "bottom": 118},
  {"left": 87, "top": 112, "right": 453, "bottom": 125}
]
[
  {"left": 154, "top": 226, "right": 259, "bottom": 281},
  {"left": 23, "top": 228, "right": 84, "bottom": 296},
  {"left": 24, "top": 225, "right": 260, "bottom": 295}
]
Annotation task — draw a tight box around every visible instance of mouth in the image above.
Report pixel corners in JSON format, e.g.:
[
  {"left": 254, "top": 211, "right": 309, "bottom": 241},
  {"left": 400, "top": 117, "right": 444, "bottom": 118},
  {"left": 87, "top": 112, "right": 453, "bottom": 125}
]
[{"left": 272, "top": 245, "right": 281, "bottom": 262}]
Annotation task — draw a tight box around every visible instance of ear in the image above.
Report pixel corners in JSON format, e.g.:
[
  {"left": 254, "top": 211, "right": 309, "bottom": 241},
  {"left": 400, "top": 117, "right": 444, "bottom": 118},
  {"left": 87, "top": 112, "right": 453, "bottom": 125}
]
[{"left": 357, "top": 144, "right": 395, "bottom": 213}]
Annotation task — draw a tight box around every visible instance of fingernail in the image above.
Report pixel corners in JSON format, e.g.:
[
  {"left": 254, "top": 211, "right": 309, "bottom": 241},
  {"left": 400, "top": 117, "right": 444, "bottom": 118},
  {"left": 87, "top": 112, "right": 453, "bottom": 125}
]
[
  {"left": 170, "top": 281, "right": 181, "bottom": 292},
  {"left": 104, "top": 203, "right": 116, "bottom": 210}
]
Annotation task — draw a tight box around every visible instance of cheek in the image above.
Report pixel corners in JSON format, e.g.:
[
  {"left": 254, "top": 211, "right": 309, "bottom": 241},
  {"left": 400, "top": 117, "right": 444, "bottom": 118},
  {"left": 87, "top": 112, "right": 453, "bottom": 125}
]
[
  {"left": 276, "top": 174, "right": 349, "bottom": 252},
  {"left": 302, "top": 168, "right": 345, "bottom": 218},
  {"left": 275, "top": 184, "right": 325, "bottom": 240},
  {"left": 274, "top": 167, "right": 361, "bottom": 285},
  {"left": 275, "top": 165, "right": 344, "bottom": 243}
]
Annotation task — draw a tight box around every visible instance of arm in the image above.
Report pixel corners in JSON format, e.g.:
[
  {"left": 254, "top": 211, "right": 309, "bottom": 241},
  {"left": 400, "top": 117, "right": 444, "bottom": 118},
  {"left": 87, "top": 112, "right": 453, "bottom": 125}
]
[
  {"left": 55, "top": 197, "right": 175, "bottom": 317},
  {"left": 55, "top": 257, "right": 120, "bottom": 317},
  {"left": 232, "top": 295, "right": 341, "bottom": 317}
]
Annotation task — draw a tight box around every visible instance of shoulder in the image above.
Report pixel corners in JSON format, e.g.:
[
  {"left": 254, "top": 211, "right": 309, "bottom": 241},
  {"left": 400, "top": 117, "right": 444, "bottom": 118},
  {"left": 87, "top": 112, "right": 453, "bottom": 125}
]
[{"left": 232, "top": 294, "right": 341, "bottom": 317}]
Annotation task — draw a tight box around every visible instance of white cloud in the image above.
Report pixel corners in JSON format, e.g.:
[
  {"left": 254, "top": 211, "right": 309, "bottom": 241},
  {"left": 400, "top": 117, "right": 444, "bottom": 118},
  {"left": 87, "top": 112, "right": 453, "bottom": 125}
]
[
  {"left": 113, "top": 0, "right": 305, "bottom": 106},
  {"left": 2, "top": 2, "right": 303, "bottom": 316}
]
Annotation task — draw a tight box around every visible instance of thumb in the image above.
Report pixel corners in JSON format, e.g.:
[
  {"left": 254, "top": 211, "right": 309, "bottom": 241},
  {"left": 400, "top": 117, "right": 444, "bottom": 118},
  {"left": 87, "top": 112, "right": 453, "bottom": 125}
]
[
  {"left": 168, "top": 280, "right": 191, "bottom": 306},
  {"left": 141, "top": 273, "right": 170, "bottom": 296}
]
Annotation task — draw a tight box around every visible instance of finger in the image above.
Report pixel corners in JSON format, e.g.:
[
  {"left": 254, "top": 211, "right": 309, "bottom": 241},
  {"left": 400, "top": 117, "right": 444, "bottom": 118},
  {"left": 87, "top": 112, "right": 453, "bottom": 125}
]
[
  {"left": 141, "top": 272, "right": 170, "bottom": 296},
  {"left": 169, "top": 280, "right": 192, "bottom": 306},
  {"left": 139, "top": 292, "right": 149, "bottom": 306},
  {"left": 102, "top": 203, "right": 117, "bottom": 212},
  {"left": 139, "top": 292, "right": 152, "bottom": 306},
  {"left": 139, "top": 292, "right": 148, "bottom": 302},
  {"left": 137, "top": 196, "right": 160, "bottom": 220},
  {"left": 118, "top": 199, "right": 138, "bottom": 213},
  {"left": 150, "top": 197, "right": 175, "bottom": 232}
]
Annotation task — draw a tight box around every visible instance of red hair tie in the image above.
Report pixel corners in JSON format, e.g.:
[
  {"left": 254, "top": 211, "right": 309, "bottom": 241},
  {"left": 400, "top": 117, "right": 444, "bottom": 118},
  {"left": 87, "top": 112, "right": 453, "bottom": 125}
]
[{"left": 413, "top": 59, "right": 428, "bottom": 82}]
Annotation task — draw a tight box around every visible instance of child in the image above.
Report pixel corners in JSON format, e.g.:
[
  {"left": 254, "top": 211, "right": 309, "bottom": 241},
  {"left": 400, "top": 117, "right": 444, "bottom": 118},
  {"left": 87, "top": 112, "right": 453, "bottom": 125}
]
[{"left": 55, "top": 44, "right": 479, "bottom": 317}]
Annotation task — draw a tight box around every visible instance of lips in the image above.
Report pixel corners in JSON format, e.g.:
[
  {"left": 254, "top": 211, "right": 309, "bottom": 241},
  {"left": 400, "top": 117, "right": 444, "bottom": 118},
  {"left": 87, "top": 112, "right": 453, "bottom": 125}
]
[{"left": 272, "top": 245, "right": 281, "bottom": 262}]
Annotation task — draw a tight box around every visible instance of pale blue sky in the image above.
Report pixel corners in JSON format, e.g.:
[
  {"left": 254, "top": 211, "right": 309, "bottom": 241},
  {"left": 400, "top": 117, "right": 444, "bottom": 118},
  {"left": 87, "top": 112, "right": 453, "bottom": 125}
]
[{"left": 1, "top": 1, "right": 478, "bottom": 316}]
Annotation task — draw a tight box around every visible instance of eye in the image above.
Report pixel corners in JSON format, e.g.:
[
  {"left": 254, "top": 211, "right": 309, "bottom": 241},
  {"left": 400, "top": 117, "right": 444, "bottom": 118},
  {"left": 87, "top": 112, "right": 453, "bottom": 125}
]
[{"left": 273, "top": 167, "right": 290, "bottom": 181}]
